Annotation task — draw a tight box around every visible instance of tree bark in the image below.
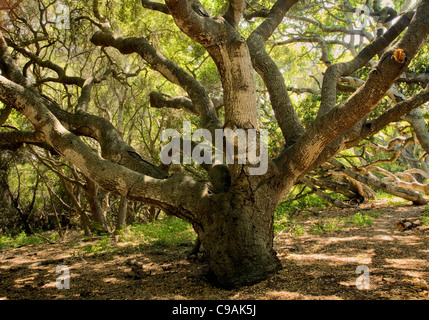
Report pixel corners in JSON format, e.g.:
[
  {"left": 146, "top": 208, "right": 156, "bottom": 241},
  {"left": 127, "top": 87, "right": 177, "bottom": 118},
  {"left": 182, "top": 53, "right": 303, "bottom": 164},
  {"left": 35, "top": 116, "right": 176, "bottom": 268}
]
[
  {"left": 195, "top": 183, "right": 282, "bottom": 288},
  {"left": 85, "top": 178, "right": 110, "bottom": 234},
  {"left": 115, "top": 196, "right": 128, "bottom": 232}
]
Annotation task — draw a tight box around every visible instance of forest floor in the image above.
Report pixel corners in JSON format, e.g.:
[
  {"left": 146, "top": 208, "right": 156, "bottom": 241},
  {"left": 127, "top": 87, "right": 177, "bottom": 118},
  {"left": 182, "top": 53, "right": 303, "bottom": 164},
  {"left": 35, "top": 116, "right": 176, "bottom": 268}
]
[{"left": 0, "top": 201, "right": 428, "bottom": 300}]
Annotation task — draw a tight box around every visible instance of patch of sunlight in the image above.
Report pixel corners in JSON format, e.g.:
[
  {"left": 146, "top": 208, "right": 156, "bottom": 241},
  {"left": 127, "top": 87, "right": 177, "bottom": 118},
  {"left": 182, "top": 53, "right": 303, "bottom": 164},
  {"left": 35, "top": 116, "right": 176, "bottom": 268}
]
[
  {"left": 14, "top": 276, "right": 36, "bottom": 283},
  {"left": 384, "top": 258, "right": 428, "bottom": 270},
  {"left": 103, "top": 277, "right": 124, "bottom": 284},
  {"left": 325, "top": 236, "right": 367, "bottom": 244},
  {"left": 371, "top": 235, "right": 395, "bottom": 241},
  {"left": 41, "top": 282, "right": 57, "bottom": 289},
  {"left": 266, "top": 291, "right": 343, "bottom": 300},
  {"left": 265, "top": 291, "right": 301, "bottom": 299},
  {"left": 339, "top": 280, "right": 373, "bottom": 290},
  {"left": 402, "top": 270, "right": 427, "bottom": 278},
  {"left": 287, "top": 254, "right": 372, "bottom": 264}
]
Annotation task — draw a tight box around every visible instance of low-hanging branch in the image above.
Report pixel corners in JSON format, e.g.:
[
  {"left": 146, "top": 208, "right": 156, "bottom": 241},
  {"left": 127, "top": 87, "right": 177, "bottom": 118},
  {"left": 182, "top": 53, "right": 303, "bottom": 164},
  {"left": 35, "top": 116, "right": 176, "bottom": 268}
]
[{"left": 329, "top": 159, "right": 427, "bottom": 205}]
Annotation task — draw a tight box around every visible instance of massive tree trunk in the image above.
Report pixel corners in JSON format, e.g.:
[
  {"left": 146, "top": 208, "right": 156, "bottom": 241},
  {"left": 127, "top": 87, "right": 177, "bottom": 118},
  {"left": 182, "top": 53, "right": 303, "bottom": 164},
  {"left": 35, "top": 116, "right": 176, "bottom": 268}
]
[
  {"left": 196, "top": 176, "right": 282, "bottom": 288},
  {"left": 1, "top": 0, "right": 429, "bottom": 288}
]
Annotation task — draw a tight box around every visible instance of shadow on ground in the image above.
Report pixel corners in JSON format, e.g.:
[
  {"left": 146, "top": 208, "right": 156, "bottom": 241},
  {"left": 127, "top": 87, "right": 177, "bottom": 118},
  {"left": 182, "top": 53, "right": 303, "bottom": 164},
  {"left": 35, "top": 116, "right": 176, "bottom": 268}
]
[{"left": 0, "top": 203, "right": 428, "bottom": 300}]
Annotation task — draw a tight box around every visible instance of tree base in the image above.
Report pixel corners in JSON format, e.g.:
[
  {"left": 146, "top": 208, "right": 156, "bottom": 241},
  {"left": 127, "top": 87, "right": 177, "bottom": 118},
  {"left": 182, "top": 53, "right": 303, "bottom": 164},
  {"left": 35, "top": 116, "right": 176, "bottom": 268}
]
[{"left": 208, "top": 254, "right": 282, "bottom": 289}]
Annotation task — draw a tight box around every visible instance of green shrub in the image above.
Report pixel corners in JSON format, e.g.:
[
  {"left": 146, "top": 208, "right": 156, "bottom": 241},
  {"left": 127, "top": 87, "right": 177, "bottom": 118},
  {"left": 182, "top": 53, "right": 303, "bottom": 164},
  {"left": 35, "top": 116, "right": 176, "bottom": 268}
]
[
  {"left": 347, "top": 212, "right": 373, "bottom": 227},
  {"left": 422, "top": 206, "right": 429, "bottom": 226},
  {"left": 0, "top": 231, "right": 58, "bottom": 250},
  {"left": 81, "top": 235, "right": 114, "bottom": 255},
  {"left": 274, "top": 217, "right": 306, "bottom": 237},
  {"left": 120, "top": 216, "right": 196, "bottom": 247},
  {"left": 310, "top": 218, "right": 343, "bottom": 235}
]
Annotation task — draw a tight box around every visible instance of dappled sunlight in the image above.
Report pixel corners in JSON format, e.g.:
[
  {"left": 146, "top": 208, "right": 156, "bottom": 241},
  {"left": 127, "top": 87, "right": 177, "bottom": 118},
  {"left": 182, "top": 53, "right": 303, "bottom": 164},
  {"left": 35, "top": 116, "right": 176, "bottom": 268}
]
[
  {"left": 1, "top": 204, "right": 428, "bottom": 300},
  {"left": 323, "top": 236, "right": 368, "bottom": 244},
  {"left": 103, "top": 277, "right": 126, "bottom": 285},
  {"left": 264, "top": 290, "right": 343, "bottom": 300},
  {"left": 390, "top": 235, "right": 425, "bottom": 246},
  {"left": 384, "top": 258, "right": 428, "bottom": 270},
  {"left": 371, "top": 235, "right": 395, "bottom": 241},
  {"left": 287, "top": 253, "right": 372, "bottom": 265}
]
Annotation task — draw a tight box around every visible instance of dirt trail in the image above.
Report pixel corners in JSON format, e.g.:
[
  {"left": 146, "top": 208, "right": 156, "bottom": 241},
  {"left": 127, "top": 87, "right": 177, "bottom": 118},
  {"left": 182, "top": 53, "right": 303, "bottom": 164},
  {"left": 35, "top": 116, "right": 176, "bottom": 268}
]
[{"left": 0, "top": 203, "right": 428, "bottom": 300}]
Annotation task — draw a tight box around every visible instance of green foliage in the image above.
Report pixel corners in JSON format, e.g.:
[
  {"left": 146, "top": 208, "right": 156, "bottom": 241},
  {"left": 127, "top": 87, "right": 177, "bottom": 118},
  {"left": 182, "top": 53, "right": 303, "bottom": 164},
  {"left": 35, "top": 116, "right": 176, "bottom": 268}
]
[
  {"left": 274, "top": 195, "right": 327, "bottom": 237},
  {"left": 346, "top": 212, "right": 374, "bottom": 227},
  {"left": 121, "top": 216, "right": 197, "bottom": 248},
  {"left": 81, "top": 235, "right": 115, "bottom": 255},
  {"left": 274, "top": 215, "right": 306, "bottom": 238},
  {"left": 375, "top": 192, "right": 408, "bottom": 206},
  {"left": 421, "top": 205, "right": 429, "bottom": 226},
  {"left": 277, "top": 191, "right": 328, "bottom": 216},
  {"left": 275, "top": 209, "right": 379, "bottom": 237},
  {"left": 310, "top": 218, "right": 343, "bottom": 235},
  {"left": 297, "top": 95, "right": 321, "bottom": 127},
  {"left": 74, "top": 217, "right": 197, "bottom": 257},
  {"left": 3, "top": 0, "right": 428, "bottom": 244},
  {"left": 0, "top": 231, "right": 58, "bottom": 250},
  {"left": 308, "top": 211, "right": 376, "bottom": 235}
]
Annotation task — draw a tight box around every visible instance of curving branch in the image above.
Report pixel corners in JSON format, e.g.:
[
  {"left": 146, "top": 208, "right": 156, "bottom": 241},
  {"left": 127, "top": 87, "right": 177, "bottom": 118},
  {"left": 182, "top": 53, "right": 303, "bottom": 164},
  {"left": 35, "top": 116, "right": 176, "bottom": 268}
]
[
  {"left": 0, "top": 130, "right": 56, "bottom": 153},
  {"left": 141, "top": 0, "right": 170, "bottom": 14},
  {"left": 317, "top": 11, "right": 414, "bottom": 119},
  {"left": 149, "top": 92, "right": 198, "bottom": 115},
  {"left": 164, "top": 0, "right": 226, "bottom": 47},
  {"left": 248, "top": 0, "right": 305, "bottom": 145},
  {"left": 329, "top": 159, "right": 427, "bottom": 205},
  {"left": 0, "top": 75, "right": 209, "bottom": 224},
  {"left": 224, "top": 0, "right": 246, "bottom": 27},
  {"left": 90, "top": 31, "right": 221, "bottom": 134},
  {"left": 274, "top": 0, "right": 429, "bottom": 196},
  {"left": 397, "top": 72, "right": 429, "bottom": 86},
  {"left": 285, "top": 14, "right": 374, "bottom": 40},
  {"left": 0, "top": 31, "right": 168, "bottom": 181}
]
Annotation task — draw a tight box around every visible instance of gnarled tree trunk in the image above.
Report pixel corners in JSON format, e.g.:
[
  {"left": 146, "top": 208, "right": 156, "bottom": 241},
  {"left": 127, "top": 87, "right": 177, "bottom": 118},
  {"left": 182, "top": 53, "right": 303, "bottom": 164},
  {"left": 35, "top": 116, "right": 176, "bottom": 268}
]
[{"left": 196, "top": 181, "right": 282, "bottom": 288}]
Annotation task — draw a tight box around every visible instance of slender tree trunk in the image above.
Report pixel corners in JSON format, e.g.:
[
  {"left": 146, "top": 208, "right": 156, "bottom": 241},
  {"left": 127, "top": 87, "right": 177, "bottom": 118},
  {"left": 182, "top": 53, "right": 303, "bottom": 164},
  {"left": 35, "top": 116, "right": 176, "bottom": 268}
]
[
  {"left": 86, "top": 178, "right": 110, "bottom": 234},
  {"left": 59, "top": 178, "right": 92, "bottom": 236},
  {"left": 115, "top": 196, "right": 128, "bottom": 232},
  {"left": 0, "top": 156, "right": 12, "bottom": 215}
]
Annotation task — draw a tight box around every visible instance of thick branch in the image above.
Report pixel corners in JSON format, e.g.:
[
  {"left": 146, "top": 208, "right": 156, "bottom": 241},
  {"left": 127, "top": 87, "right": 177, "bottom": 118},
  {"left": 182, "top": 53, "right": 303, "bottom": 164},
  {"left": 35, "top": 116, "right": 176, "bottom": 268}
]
[
  {"left": 301, "top": 176, "right": 354, "bottom": 208},
  {"left": 8, "top": 43, "right": 86, "bottom": 87},
  {"left": 90, "top": 31, "right": 221, "bottom": 133},
  {"left": 302, "top": 86, "right": 429, "bottom": 175},
  {"left": 397, "top": 72, "right": 429, "bottom": 86},
  {"left": 359, "top": 87, "right": 429, "bottom": 144},
  {"left": 317, "top": 11, "right": 414, "bottom": 119},
  {"left": 330, "top": 159, "right": 427, "bottom": 205},
  {"left": 141, "top": 0, "right": 170, "bottom": 14},
  {"left": 0, "top": 76, "right": 208, "bottom": 224},
  {"left": 248, "top": 0, "right": 304, "bottom": 144},
  {"left": 274, "top": 0, "right": 429, "bottom": 195},
  {"left": 164, "top": 0, "right": 225, "bottom": 47},
  {"left": 224, "top": 0, "right": 246, "bottom": 27},
  {"left": 149, "top": 92, "right": 198, "bottom": 115}
]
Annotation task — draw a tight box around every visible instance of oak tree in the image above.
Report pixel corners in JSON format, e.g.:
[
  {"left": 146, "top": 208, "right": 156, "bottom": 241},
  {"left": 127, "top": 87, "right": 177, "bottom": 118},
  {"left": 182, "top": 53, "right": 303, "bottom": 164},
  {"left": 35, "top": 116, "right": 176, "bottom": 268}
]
[{"left": 1, "top": 0, "right": 429, "bottom": 288}]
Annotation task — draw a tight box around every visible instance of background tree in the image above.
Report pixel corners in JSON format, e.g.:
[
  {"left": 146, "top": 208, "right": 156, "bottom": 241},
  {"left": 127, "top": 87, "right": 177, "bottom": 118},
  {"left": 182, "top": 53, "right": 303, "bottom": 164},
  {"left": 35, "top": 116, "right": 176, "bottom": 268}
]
[{"left": 1, "top": 0, "right": 429, "bottom": 288}]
